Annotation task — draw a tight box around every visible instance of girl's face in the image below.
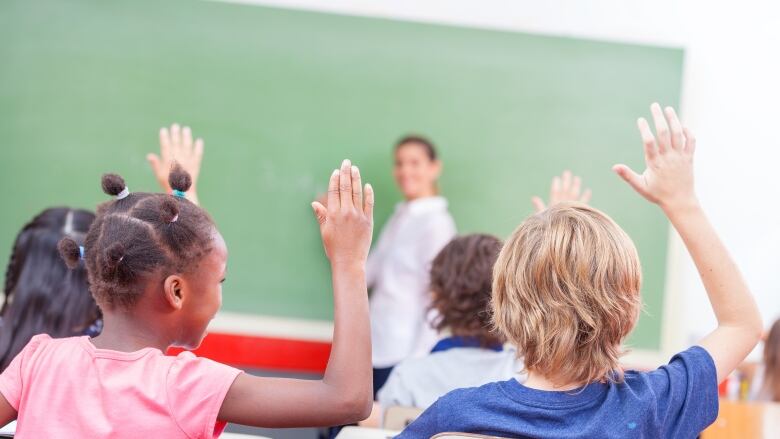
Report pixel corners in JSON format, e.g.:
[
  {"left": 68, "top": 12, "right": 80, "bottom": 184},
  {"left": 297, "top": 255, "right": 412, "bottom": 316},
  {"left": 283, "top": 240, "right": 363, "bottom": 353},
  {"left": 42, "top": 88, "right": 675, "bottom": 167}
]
[
  {"left": 178, "top": 231, "right": 227, "bottom": 349},
  {"left": 393, "top": 143, "right": 441, "bottom": 200}
]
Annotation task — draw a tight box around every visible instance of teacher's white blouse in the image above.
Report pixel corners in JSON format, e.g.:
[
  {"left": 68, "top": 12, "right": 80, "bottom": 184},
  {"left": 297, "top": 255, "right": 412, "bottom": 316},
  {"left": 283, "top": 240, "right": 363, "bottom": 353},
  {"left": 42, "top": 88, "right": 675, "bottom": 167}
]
[{"left": 367, "top": 196, "right": 456, "bottom": 368}]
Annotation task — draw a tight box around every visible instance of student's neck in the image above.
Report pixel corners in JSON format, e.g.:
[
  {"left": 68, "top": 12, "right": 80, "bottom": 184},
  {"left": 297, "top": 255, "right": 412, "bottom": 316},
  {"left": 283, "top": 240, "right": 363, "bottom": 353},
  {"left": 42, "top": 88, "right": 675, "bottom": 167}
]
[
  {"left": 90, "top": 309, "right": 172, "bottom": 353},
  {"left": 524, "top": 371, "right": 581, "bottom": 392}
]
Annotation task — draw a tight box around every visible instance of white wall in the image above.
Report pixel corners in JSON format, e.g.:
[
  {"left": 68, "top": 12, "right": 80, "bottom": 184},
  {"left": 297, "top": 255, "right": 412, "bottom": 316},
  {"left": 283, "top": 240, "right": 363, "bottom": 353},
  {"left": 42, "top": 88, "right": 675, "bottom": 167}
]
[{"left": 216, "top": 0, "right": 780, "bottom": 362}]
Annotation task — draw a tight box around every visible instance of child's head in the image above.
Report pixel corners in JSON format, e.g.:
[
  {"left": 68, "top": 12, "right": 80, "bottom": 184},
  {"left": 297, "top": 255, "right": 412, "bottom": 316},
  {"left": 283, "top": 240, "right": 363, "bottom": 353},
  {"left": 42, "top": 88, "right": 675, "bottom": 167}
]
[
  {"left": 58, "top": 166, "right": 226, "bottom": 349},
  {"left": 761, "top": 318, "right": 780, "bottom": 401},
  {"left": 430, "top": 234, "right": 504, "bottom": 346},
  {"left": 0, "top": 207, "right": 99, "bottom": 371},
  {"left": 492, "top": 202, "right": 642, "bottom": 386}
]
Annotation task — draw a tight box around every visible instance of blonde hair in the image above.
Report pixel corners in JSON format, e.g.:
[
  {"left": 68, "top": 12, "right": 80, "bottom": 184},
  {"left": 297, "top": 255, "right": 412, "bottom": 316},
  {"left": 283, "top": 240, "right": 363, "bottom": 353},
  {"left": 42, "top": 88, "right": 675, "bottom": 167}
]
[{"left": 491, "top": 202, "right": 642, "bottom": 386}]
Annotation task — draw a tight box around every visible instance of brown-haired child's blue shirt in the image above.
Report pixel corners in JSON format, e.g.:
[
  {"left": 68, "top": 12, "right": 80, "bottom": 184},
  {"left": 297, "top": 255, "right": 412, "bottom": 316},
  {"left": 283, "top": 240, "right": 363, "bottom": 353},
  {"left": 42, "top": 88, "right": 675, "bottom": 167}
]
[{"left": 397, "top": 346, "right": 718, "bottom": 439}]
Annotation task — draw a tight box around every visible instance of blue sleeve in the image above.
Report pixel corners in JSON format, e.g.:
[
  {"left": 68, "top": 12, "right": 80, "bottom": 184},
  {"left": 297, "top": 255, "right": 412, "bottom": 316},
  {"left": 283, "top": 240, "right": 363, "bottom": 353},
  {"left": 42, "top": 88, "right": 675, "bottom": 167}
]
[
  {"left": 647, "top": 345, "right": 719, "bottom": 437},
  {"left": 395, "top": 398, "right": 442, "bottom": 438}
]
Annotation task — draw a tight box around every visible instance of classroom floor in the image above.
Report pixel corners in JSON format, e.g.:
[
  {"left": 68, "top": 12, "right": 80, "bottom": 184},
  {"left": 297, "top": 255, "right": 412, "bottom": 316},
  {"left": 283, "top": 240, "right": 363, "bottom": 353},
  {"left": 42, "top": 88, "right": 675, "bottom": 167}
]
[{"left": 224, "top": 368, "right": 322, "bottom": 439}]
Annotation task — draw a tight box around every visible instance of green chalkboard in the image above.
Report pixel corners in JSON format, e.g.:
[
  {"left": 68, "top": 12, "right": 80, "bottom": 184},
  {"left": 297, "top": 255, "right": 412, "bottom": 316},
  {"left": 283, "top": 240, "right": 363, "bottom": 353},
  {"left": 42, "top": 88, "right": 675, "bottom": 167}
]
[{"left": 0, "top": 0, "right": 682, "bottom": 349}]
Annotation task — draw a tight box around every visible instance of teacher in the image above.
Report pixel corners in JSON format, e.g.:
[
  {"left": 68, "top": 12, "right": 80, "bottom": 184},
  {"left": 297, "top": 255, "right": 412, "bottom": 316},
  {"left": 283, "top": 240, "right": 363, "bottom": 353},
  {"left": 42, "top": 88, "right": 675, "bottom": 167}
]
[{"left": 367, "top": 135, "right": 456, "bottom": 394}]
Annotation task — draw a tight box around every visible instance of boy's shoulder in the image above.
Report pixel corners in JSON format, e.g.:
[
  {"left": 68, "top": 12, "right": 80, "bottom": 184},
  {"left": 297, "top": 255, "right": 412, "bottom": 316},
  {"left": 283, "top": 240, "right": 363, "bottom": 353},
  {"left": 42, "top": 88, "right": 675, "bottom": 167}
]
[{"left": 429, "top": 378, "right": 510, "bottom": 408}]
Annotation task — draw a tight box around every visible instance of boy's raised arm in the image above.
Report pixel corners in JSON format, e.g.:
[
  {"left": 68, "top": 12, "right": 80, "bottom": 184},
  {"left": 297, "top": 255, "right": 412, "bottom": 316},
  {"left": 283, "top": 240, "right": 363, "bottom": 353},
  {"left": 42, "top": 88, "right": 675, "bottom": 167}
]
[{"left": 614, "top": 103, "right": 762, "bottom": 383}]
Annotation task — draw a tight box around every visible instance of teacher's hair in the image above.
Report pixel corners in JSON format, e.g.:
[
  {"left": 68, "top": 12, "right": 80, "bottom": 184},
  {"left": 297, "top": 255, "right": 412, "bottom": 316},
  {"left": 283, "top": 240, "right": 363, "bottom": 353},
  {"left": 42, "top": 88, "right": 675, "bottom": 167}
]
[{"left": 396, "top": 135, "right": 438, "bottom": 161}]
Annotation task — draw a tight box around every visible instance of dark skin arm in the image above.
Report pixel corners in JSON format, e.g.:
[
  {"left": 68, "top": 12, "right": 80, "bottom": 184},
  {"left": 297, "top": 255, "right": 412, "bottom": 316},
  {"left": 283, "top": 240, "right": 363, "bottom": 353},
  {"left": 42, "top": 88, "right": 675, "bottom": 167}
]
[
  {"left": 0, "top": 395, "right": 15, "bottom": 427},
  {"left": 218, "top": 159, "right": 374, "bottom": 427}
]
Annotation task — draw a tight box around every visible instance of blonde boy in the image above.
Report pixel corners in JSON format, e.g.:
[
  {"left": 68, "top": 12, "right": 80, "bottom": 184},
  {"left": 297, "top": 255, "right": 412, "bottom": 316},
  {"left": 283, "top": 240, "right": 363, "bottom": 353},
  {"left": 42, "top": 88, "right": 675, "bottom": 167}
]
[{"left": 398, "top": 103, "right": 762, "bottom": 438}]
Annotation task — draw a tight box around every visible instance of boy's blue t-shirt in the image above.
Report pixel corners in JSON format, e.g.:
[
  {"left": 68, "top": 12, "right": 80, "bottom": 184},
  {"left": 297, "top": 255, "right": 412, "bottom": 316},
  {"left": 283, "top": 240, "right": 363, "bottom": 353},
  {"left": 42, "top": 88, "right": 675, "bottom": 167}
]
[{"left": 397, "top": 346, "right": 718, "bottom": 439}]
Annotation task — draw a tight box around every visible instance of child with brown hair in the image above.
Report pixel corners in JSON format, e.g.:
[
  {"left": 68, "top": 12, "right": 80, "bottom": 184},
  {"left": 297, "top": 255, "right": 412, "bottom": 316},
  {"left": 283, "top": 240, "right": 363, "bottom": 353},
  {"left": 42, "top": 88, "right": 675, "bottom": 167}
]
[
  {"left": 0, "top": 159, "right": 375, "bottom": 437},
  {"left": 399, "top": 103, "right": 762, "bottom": 438},
  {"left": 376, "top": 234, "right": 519, "bottom": 411},
  {"left": 750, "top": 318, "right": 780, "bottom": 401}
]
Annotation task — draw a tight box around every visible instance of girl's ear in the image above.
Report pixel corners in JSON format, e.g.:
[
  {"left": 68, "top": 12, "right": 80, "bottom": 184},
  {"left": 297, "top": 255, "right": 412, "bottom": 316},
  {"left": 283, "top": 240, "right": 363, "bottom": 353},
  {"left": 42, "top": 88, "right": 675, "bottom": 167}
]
[{"left": 163, "top": 275, "right": 185, "bottom": 310}]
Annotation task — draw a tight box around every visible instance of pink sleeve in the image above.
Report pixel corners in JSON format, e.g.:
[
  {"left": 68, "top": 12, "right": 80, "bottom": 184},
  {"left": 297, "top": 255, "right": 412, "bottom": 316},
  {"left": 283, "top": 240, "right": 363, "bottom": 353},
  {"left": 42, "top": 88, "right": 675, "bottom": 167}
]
[
  {"left": 166, "top": 352, "right": 242, "bottom": 439},
  {"left": 0, "top": 334, "right": 49, "bottom": 410}
]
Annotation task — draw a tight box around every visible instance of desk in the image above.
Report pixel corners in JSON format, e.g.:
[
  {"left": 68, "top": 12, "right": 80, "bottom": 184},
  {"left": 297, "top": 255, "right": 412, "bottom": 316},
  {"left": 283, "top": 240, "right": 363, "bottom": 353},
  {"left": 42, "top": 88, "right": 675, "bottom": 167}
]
[
  {"left": 702, "top": 400, "right": 780, "bottom": 438},
  {"left": 336, "top": 426, "right": 400, "bottom": 439}
]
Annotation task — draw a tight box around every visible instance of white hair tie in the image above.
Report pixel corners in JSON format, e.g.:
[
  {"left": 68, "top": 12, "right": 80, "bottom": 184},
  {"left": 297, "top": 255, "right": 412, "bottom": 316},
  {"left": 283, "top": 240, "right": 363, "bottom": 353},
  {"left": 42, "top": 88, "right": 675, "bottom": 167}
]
[{"left": 116, "top": 187, "right": 130, "bottom": 200}]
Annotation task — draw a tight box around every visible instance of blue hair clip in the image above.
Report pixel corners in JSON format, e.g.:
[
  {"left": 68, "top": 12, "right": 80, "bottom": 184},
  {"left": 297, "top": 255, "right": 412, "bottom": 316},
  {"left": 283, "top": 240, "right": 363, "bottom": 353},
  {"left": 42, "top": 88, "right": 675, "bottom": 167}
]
[
  {"left": 79, "top": 245, "right": 85, "bottom": 260},
  {"left": 172, "top": 190, "right": 186, "bottom": 198}
]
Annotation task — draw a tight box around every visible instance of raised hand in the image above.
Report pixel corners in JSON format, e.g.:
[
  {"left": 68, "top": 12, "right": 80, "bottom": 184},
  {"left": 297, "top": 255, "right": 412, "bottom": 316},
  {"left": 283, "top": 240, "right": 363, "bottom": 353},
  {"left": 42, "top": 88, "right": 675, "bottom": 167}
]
[
  {"left": 532, "top": 170, "right": 592, "bottom": 213},
  {"left": 147, "top": 123, "right": 204, "bottom": 205},
  {"left": 613, "top": 103, "right": 697, "bottom": 212},
  {"left": 218, "top": 159, "right": 375, "bottom": 428},
  {"left": 311, "top": 159, "right": 374, "bottom": 266}
]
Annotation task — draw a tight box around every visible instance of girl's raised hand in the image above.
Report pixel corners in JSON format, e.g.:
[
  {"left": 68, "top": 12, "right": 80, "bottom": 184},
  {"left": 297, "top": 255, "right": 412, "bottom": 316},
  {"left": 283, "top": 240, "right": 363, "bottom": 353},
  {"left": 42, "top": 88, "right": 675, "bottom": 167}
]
[
  {"left": 531, "top": 170, "right": 592, "bottom": 213},
  {"left": 147, "top": 123, "right": 204, "bottom": 205},
  {"left": 613, "top": 103, "right": 697, "bottom": 213},
  {"left": 311, "top": 159, "right": 374, "bottom": 266}
]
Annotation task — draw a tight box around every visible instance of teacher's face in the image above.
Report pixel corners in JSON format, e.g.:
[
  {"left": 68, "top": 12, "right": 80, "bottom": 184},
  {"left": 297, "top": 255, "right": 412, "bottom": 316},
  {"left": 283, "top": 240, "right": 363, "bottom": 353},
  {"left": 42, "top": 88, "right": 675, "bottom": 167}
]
[{"left": 393, "top": 143, "right": 441, "bottom": 200}]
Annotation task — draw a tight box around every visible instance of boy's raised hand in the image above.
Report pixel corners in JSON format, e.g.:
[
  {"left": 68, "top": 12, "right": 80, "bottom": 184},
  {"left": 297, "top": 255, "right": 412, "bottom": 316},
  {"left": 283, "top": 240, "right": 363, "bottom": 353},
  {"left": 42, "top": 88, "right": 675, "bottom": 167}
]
[
  {"left": 147, "top": 123, "right": 204, "bottom": 205},
  {"left": 532, "top": 170, "right": 592, "bottom": 213},
  {"left": 613, "top": 103, "right": 697, "bottom": 212},
  {"left": 615, "top": 103, "right": 761, "bottom": 384},
  {"left": 312, "top": 159, "right": 374, "bottom": 266}
]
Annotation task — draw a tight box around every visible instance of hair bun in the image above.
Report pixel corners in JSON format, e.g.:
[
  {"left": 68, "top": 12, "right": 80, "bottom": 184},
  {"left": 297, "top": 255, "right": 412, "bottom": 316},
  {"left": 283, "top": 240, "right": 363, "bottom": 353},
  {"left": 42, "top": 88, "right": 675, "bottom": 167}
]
[
  {"left": 57, "top": 237, "right": 81, "bottom": 269},
  {"left": 101, "top": 241, "right": 126, "bottom": 280},
  {"left": 159, "top": 197, "right": 180, "bottom": 223},
  {"left": 168, "top": 164, "right": 192, "bottom": 193},
  {"left": 102, "top": 173, "right": 127, "bottom": 197}
]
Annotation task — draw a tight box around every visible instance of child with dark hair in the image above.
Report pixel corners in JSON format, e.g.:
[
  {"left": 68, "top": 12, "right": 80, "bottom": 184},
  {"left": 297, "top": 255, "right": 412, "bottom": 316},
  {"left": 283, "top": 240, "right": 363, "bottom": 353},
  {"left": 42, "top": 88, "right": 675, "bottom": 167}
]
[
  {"left": 0, "top": 123, "right": 203, "bottom": 375},
  {"left": 0, "top": 159, "right": 375, "bottom": 436},
  {"left": 0, "top": 208, "right": 100, "bottom": 371},
  {"left": 376, "top": 234, "right": 519, "bottom": 414}
]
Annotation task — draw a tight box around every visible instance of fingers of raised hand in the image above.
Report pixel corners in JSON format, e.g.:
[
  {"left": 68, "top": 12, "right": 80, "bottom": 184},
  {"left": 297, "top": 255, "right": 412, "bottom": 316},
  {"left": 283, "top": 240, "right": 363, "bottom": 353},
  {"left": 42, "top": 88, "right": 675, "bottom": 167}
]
[
  {"left": 650, "top": 103, "right": 670, "bottom": 153},
  {"left": 612, "top": 164, "right": 649, "bottom": 199},
  {"left": 182, "top": 126, "right": 193, "bottom": 154},
  {"left": 311, "top": 201, "right": 327, "bottom": 226},
  {"left": 683, "top": 127, "right": 696, "bottom": 156},
  {"left": 561, "top": 170, "right": 572, "bottom": 194},
  {"left": 327, "top": 168, "right": 340, "bottom": 213},
  {"left": 531, "top": 196, "right": 546, "bottom": 213},
  {"left": 193, "top": 138, "right": 204, "bottom": 167},
  {"left": 550, "top": 176, "right": 562, "bottom": 204},
  {"left": 338, "top": 159, "right": 353, "bottom": 210},
  {"left": 637, "top": 117, "right": 657, "bottom": 161},
  {"left": 363, "top": 183, "right": 374, "bottom": 222},
  {"left": 170, "top": 124, "right": 182, "bottom": 158},
  {"left": 580, "top": 188, "right": 592, "bottom": 204},
  {"left": 146, "top": 153, "right": 162, "bottom": 173},
  {"left": 159, "top": 127, "right": 172, "bottom": 162},
  {"left": 351, "top": 165, "right": 362, "bottom": 208},
  {"left": 571, "top": 175, "right": 582, "bottom": 198},
  {"left": 663, "top": 107, "right": 684, "bottom": 150}
]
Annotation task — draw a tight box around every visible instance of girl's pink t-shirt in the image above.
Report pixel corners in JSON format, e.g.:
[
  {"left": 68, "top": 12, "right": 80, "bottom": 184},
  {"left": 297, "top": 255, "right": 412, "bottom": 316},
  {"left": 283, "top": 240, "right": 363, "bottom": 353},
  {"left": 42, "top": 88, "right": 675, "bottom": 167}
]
[{"left": 0, "top": 334, "right": 242, "bottom": 438}]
